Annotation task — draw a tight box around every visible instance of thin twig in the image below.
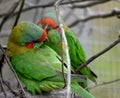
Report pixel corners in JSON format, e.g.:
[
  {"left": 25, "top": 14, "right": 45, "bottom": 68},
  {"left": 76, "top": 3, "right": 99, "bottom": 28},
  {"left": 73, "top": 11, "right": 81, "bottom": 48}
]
[
  {"left": 0, "top": 0, "right": 114, "bottom": 18},
  {"left": 0, "top": 0, "right": 86, "bottom": 18},
  {"left": 75, "top": 37, "right": 120, "bottom": 73},
  {"left": 0, "top": 44, "right": 27, "bottom": 98},
  {"left": 55, "top": 0, "right": 72, "bottom": 98},
  {"left": 0, "top": 1, "right": 55, "bottom": 18},
  {"left": 90, "top": 78, "right": 120, "bottom": 89},
  {"left": 70, "top": 0, "right": 111, "bottom": 8},
  {"left": 0, "top": 77, "right": 7, "bottom": 98},
  {"left": 0, "top": 1, "right": 20, "bottom": 32},
  {"left": 32, "top": 0, "right": 40, "bottom": 23},
  {"left": 2, "top": 80, "right": 20, "bottom": 97},
  {"left": 13, "top": 0, "right": 25, "bottom": 28},
  {"left": 0, "top": 52, "right": 7, "bottom": 98},
  {"left": 54, "top": 0, "right": 66, "bottom": 88}
]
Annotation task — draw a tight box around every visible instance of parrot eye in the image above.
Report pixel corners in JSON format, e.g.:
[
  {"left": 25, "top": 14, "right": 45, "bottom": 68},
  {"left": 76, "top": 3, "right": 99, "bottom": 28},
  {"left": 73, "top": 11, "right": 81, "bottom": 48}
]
[{"left": 54, "top": 25, "right": 59, "bottom": 29}]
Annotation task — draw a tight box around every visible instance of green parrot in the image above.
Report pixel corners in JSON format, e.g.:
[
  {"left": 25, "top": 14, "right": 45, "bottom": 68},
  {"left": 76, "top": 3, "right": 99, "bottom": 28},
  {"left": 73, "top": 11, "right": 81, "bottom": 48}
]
[
  {"left": 37, "top": 12, "right": 97, "bottom": 83},
  {"left": 6, "top": 21, "right": 95, "bottom": 98}
]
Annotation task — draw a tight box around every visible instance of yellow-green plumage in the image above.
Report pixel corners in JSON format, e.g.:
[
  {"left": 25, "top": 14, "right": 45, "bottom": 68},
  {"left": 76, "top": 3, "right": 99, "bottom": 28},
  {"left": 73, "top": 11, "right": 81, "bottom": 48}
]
[{"left": 7, "top": 21, "right": 95, "bottom": 98}]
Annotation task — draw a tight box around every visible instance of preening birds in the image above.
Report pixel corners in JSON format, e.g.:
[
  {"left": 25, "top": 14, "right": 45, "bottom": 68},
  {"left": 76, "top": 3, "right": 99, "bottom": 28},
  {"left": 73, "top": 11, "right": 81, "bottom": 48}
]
[{"left": 6, "top": 21, "right": 95, "bottom": 98}]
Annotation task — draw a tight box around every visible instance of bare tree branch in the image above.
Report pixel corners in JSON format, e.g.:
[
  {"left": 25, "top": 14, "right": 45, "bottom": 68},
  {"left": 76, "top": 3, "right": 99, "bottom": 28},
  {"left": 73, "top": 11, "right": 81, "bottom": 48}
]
[
  {"left": 69, "top": 8, "right": 120, "bottom": 27},
  {"left": 75, "top": 37, "right": 120, "bottom": 73},
  {"left": 55, "top": 0, "right": 72, "bottom": 98},
  {"left": 0, "top": 88, "right": 79, "bottom": 98},
  {"left": 13, "top": 0, "right": 25, "bottom": 28},
  {"left": 0, "top": 50, "right": 7, "bottom": 98},
  {"left": 70, "top": 0, "right": 111, "bottom": 8},
  {"left": 90, "top": 78, "right": 120, "bottom": 89},
  {"left": 55, "top": 0, "right": 67, "bottom": 90},
  {"left": 0, "top": 1, "right": 55, "bottom": 18},
  {"left": 0, "top": 44, "right": 28, "bottom": 98},
  {"left": 0, "top": 1, "right": 20, "bottom": 32},
  {"left": 32, "top": 0, "right": 40, "bottom": 23},
  {"left": 0, "top": 0, "right": 113, "bottom": 18}
]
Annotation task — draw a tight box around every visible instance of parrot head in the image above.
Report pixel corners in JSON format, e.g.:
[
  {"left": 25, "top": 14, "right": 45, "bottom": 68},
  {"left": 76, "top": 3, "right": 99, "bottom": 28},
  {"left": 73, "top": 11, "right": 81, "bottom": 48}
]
[
  {"left": 9, "top": 21, "right": 47, "bottom": 49},
  {"left": 37, "top": 12, "right": 62, "bottom": 32}
]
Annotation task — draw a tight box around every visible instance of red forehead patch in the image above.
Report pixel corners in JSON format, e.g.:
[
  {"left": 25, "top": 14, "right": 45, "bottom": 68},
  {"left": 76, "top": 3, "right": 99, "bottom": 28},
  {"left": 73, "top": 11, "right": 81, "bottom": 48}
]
[{"left": 38, "top": 17, "right": 57, "bottom": 29}]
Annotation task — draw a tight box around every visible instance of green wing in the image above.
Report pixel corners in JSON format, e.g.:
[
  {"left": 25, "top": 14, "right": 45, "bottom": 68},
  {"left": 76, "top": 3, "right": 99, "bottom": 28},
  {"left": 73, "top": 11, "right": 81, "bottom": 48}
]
[
  {"left": 64, "top": 25, "right": 96, "bottom": 82},
  {"left": 64, "top": 25, "right": 86, "bottom": 66},
  {"left": 10, "top": 45, "right": 95, "bottom": 97},
  {"left": 11, "top": 45, "right": 64, "bottom": 81},
  {"left": 45, "top": 26, "right": 96, "bottom": 82},
  {"left": 11, "top": 45, "right": 66, "bottom": 94}
]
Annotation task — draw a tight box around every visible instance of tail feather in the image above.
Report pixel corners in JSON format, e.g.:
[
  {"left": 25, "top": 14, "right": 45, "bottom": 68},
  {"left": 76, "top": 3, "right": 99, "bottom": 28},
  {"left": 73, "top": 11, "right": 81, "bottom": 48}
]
[
  {"left": 71, "top": 82, "right": 95, "bottom": 98},
  {"left": 89, "top": 68, "right": 97, "bottom": 78}
]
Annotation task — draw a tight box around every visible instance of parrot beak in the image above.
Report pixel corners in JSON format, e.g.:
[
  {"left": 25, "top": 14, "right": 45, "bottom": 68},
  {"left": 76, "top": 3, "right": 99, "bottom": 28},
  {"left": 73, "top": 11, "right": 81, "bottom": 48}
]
[
  {"left": 42, "top": 28, "right": 49, "bottom": 42},
  {"left": 44, "top": 24, "right": 51, "bottom": 33},
  {"left": 45, "top": 37, "right": 49, "bottom": 42},
  {"left": 44, "top": 24, "right": 49, "bottom": 30},
  {"left": 54, "top": 25, "right": 59, "bottom": 29},
  {"left": 42, "top": 26, "right": 49, "bottom": 42}
]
